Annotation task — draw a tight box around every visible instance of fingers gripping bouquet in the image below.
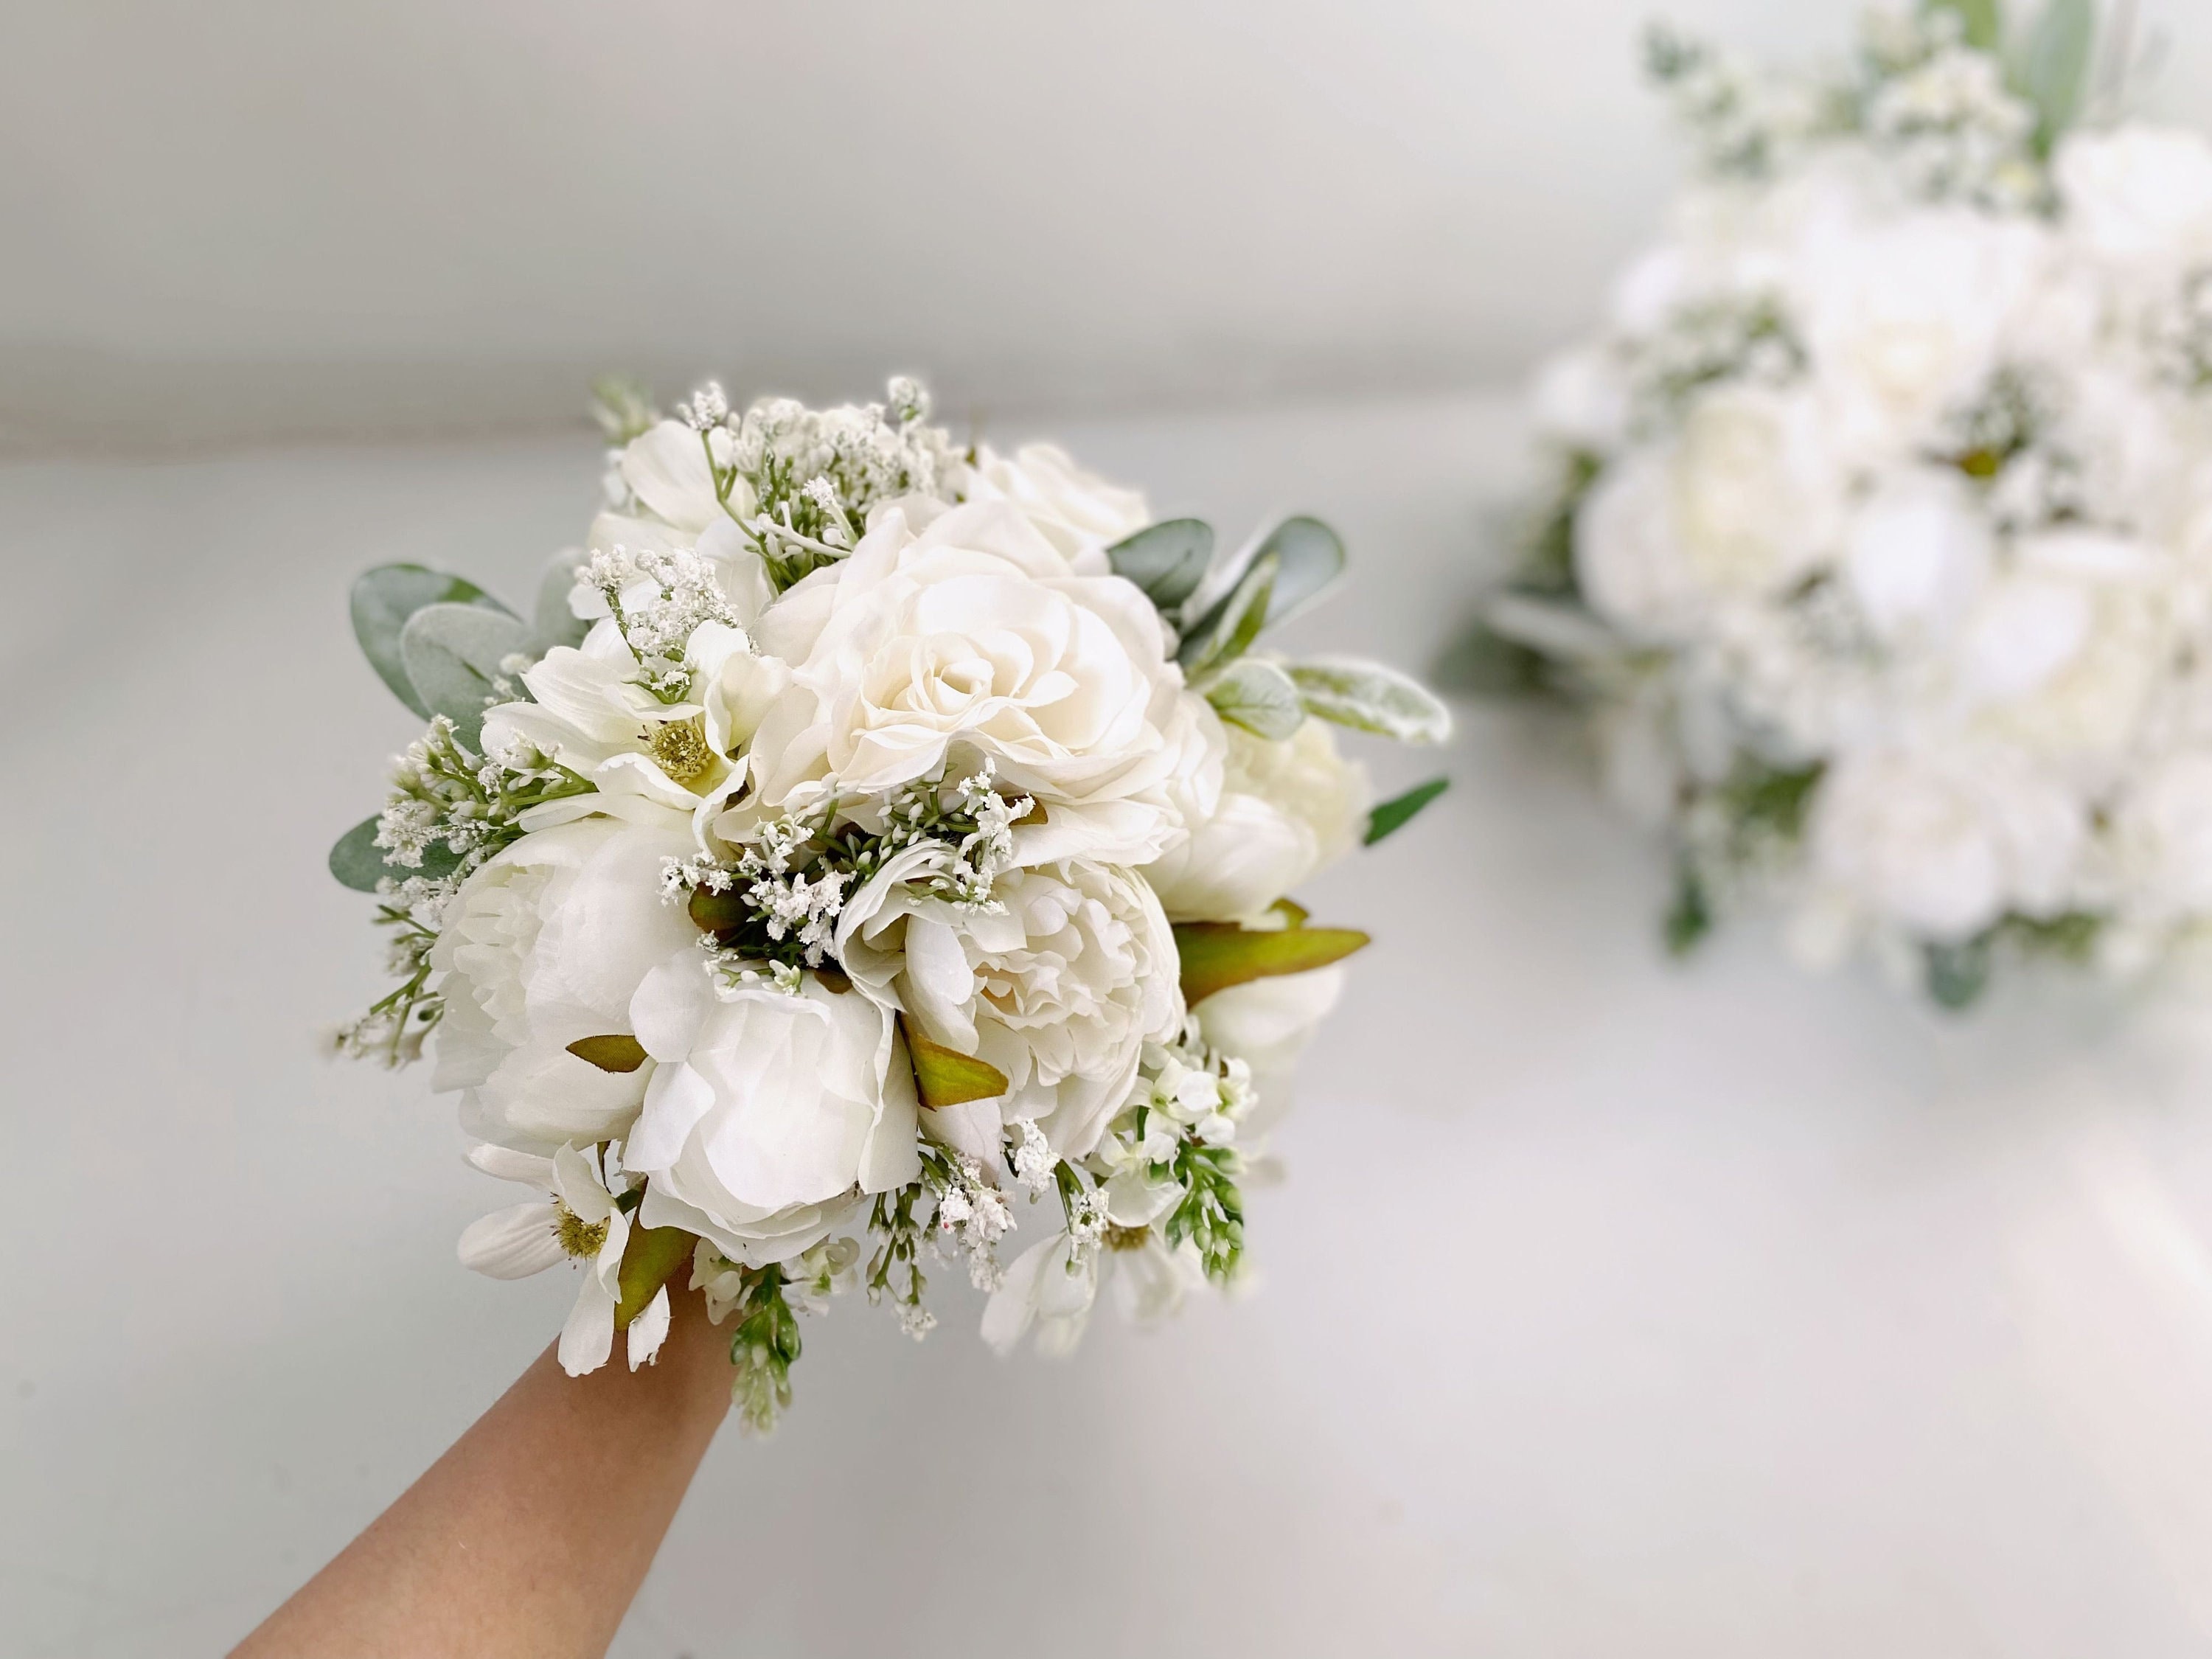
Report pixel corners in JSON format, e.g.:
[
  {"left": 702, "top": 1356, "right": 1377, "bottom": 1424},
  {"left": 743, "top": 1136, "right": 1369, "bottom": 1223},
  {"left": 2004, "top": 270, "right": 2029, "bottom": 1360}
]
[
  {"left": 1450, "top": 0, "right": 2212, "bottom": 1007},
  {"left": 329, "top": 379, "right": 1449, "bottom": 1427}
]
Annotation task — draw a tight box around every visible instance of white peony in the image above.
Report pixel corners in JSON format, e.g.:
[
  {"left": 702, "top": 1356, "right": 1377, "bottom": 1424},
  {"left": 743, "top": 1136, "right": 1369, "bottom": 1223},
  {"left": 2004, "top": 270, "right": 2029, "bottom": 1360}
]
[
  {"left": 2056, "top": 128, "right": 2212, "bottom": 268},
  {"left": 1574, "top": 386, "right": 1842, "bottom": 640},
  {"left": 622, "top": 964, "right": 918, "bottom": 1267},
  {"left": 959, "top": 442, "right": 1150, "bottom": 566},
  {"left": 1805, "top": 744, "right": 2084, "bottom": 942},
  {"left": 742, "top": 498, "right": 1203, "bottom": 866},
  {"left": 430, "top": 815, "right": 698, "bottom": 1153},
  {"left": 838, "top": 857, "right": 1181, "bottom": 1161},
  {"left": 1142, "top": 713, "right": 1369, "bottom": 923}
]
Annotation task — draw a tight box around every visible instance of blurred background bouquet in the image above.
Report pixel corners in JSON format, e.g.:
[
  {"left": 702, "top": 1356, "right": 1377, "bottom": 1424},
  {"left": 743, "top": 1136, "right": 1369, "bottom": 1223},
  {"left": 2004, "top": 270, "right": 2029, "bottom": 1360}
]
[{"left": 1450, "top": 0, "right": 2212, "bottom": 1006}]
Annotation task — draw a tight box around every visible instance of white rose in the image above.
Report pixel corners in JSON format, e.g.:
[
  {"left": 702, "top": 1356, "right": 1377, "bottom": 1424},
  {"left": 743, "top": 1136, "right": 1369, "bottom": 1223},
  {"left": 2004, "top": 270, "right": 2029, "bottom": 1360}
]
[
  {"left": 838, "top": 858, "right": 1181, "bottom": 1161},
  {"left": 1142, "top": 714, "right": 1368, "bottom": 923},
  {"left": 743, "top": 498, "right": 1200, "bottom": 866},
  {"left": 2056, "top": 128, "right": 2212, "bottom": 266},
  {"left": 1791, "top": 206, "right": 2045, "bottom": 462},
  {"left": 430, "top": 815, "right": 698, "bottom": 1152},
  {"left": 1806, "top": 744, "right": 2085, "bottom": 942},
  {"left": 959, "top": 442, "right": 1150, "bottom": 567},
  {"left": 2111, "top": 750, "right": 2212, "bottom": 917},
  {"left": 1192, "top": 965, "right": 1346, "bottom": 1141},
  {"left": 624, "top": 965, "right": 918, "bottom": 1268},
  {"left": 1842, "top": 465, "right": 1992, "bottom": 643},
  {"left": 1575, "top": 386, "right": 1842, "bottom": 641}
]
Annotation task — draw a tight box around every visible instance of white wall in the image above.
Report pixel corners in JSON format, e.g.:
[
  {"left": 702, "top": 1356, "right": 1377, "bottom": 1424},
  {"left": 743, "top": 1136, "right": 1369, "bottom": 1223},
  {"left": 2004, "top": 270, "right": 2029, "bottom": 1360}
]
[{"left": 6, "top": 0, "right": 2208, "bottom": 450}]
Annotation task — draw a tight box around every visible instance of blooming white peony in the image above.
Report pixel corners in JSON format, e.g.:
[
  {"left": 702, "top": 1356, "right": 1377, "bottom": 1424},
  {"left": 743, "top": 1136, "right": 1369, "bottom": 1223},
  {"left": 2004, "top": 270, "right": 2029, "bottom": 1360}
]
[
  {"left": 743, "top": 498, "right": 1204, "bottom": 866},
  {"left": 1143, "top": 712, "right": 1370, "bottom": 922}
]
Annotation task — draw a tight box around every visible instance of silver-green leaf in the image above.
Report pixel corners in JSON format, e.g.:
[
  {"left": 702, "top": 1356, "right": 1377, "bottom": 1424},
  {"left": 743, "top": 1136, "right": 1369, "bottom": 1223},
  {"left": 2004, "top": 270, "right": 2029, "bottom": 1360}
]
[
  {"left": 1287, "top": 656, "right": 1453, "bottom": 744},
  {"left": 1107, "top": 519, "right": 1214, "bottom": 613},
  {"left": 329, "top": 815, "right": 462, "bottom": 892},
  {"left": 1204, "top": 657, "right": 1307, "bottom": 740},
  {"left": 1247, "top": 515, "right": 1345, "bottom": 629},
  {"left": 400, "top": 603, "right": 532, "bottom": 748},
  {"left": 532, "top": 548, "right": 590, "bottom": 653},
  {"left": 351, "top": 565, "right": 515, "bottom": 718},
  {"left": 1178, "top": 552, "right": 1277, "bottom": 677}
]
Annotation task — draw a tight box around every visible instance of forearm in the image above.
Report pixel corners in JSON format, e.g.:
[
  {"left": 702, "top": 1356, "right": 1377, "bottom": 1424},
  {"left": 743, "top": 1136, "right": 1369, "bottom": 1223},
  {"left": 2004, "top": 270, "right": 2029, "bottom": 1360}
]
[{"left": 234, "top": 1284, "right": 731, "bottom": 1659}]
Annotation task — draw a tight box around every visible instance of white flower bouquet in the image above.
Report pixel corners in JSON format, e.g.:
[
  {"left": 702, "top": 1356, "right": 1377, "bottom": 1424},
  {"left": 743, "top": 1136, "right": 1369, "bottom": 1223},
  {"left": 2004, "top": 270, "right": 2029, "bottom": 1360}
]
[
  {"left": 330, "top": 378, "right": 1447, "bottom": 1426},
  {"left": 1449, "top": 0, "right": 2212, "bottom": 1006}
]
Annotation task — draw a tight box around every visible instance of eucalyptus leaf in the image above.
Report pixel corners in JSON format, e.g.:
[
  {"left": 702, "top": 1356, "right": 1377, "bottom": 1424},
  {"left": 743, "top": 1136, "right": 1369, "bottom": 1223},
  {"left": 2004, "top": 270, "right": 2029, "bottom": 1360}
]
[
  {"left": 1928, "top": 0, "right": 2001, "bottom": 52},
  {"left": 1246, "top": 515, "right": 1346, "bottom": 629},
  {"left": 1174, "top": 921, "right": 1371, "bottom": 1007},
  {"left": 904, "top": 1019, "right": 1010, "bottom": 1108},
  {"left": 1204, "top": 657, "right": 1306, "bottom": 740},
  {"left": 1178, "top": 552, "right": 1277, "bottom": 676},
  {"left": 1107, "top": 519, "right": 1214, "bottom": 612},
  {"left": 350, "top": 564, "right": 515, "bottom": 718},
  {"left": 400, "top": 602, "right": 532, "bottom": 748},
  {"left": 1287, "top": 656, "right": 1453, "bottom": 744},
  {"left": 2014, "top": 0, "right": 2095, "bottom": 150},
  {"left": 328, "top": 815, "right": 462, "bottom": 892},
  {"left": 615, "top": 1223, "right": 696, "bottom": 1329},
  {"left": 1363, "top": 777, "right": 1449, "bottom": 847},
  {"left": 533, "top": 549, "right": 590, "bottom": 653}
]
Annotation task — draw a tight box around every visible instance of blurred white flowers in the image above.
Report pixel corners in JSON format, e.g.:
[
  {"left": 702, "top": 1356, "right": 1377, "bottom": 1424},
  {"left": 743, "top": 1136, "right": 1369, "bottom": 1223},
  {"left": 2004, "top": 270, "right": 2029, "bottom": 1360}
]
[{"left": 1461, "top": 7, "right": 2212, "bottom": 1004}]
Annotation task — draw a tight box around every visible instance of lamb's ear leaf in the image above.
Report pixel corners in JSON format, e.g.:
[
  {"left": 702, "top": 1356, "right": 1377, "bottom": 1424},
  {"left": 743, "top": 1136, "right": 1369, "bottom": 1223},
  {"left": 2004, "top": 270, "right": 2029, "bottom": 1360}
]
[
  {"left": 1174, "top": 922, "right": 1370, "bottom": 1006},
  {"left": 1204, "top": 657, "right": 1307, "bottom": 740},
  {"left": 1249, "top": 515, "right": 1346, "bottom": 630},
  {"left": 1363, "top": 776, "right": 1450, "bottom": 846},
  {"left": 1178, "top": 552, "right": 1278, "bottom": 677},
  {"left": 533, "top": 549, "right": 590, "bottom": 653},
  {"left": 351, "top": 565, "right": 515, "bottom": 717},
  {"left": 2014, "top": 0, "right": 2093, "bottom": 150},
  {"left": 400, "top": 603, "right": 532, "bottom": 748},
  {"left": 903, "top": 1019, "right": 1010, "bottom": 1109},
  {"left": 329, "top": 816, "right": 462, "bottom": 892},
  {"left": 566, "top": 1034, "right": 650, "bottom": 1074},
  {"left": 1289, "top": 657, "right": 1453, "bottom": 744},
  {"left": 614, "top": 1224, "right": 696, "bottom": 1329},
  {"left": 1107, "top": 519, "right": 1214, "bottom": 612}
]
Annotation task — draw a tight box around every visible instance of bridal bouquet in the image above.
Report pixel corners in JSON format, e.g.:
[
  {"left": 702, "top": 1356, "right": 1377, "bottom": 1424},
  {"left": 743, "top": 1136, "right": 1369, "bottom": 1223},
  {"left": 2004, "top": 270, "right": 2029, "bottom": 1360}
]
[
  {"left": 1451, "top": 0, "right": 2212, "bottom": 1006},
  {"left": 328, "top": 379, "right": 1448, "bottom": 1425}
]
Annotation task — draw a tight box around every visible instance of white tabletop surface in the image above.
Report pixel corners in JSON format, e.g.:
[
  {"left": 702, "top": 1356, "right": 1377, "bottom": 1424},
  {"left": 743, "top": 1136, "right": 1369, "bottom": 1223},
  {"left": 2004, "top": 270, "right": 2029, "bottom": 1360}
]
[{"left": 10, "top": 392, "right": 2212, "bottom": 1656}]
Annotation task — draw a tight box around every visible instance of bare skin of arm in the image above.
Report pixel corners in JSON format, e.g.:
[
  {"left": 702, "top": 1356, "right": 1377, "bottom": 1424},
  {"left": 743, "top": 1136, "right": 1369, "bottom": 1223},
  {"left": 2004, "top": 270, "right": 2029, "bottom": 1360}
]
[{"left": 232, "top": 1283, "right": 731, "bottom": 1659}]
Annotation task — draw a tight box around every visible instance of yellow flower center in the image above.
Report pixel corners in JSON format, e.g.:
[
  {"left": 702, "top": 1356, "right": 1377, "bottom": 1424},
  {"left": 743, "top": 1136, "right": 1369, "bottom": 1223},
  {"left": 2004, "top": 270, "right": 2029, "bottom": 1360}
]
[
  {"left": 1104, "top": 1223, "right": 1151, "bottom": 1253},
  {"left": 650, "top": 716, "right": 714, "bottom": 785},
  {"left": 554, "top": 1201, "right": 609, "bottom": 1259}
]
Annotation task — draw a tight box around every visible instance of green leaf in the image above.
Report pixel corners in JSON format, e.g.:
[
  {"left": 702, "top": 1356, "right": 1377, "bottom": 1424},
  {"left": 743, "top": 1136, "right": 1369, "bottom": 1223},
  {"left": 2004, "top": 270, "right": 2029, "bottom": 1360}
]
[
  {"left": 533, "top": 549, "right": 589, "bottom": 653},
  {"left": 903, "top": 1019, "right": 1010, "bottom": 1109},
  {"left": 1107, "top": 519, "right": 1214, "bottom": 611},
  {"left": 1288, "top": 656, "right": 1453, "bottom": 745},
  {"left": 1204, "top": 657, "right": 1306, "bottom": 740},
  {"left": 1174, "top": 921, "right": 1370, "bottom": 1006},
  {"left": 1663, "top": 864, "right": 1712, "bottom": 956},
  {"left": 1925, "top": 936, "right": 1993, "bottom": 1010},
  {"left": 615, "top": 1223, "right": 696, "bottom": 1329},
  {"left": 1246, "top": 515, "right": 1346, "bottom": 629},
  {"left": 566, "top": 1034, "right": 650, "bottom": 1074},
  {"left": 1927, "top": 0, "right": 2002, "bottom": 52},
  {"left": 1431, "top": 620, "right": 1555, "bottom": 699},
  {"left": 2014, "top": 0, "right": 2095, "bottom": 150},
  {"left": 400, "top": 602, "right": 532, "bottom": 748},
  {"left": 350, "top": 564, "right": 514, "bottom": 718},
  {"left": 1178, "top": 551, "right": 1277, "bottom": 676},
  {"left": 1363, "top": 776, "right": 1449, "bottom": 846},
  {"left": 328, "top": 815, "right": 462, "bottom": 892}
]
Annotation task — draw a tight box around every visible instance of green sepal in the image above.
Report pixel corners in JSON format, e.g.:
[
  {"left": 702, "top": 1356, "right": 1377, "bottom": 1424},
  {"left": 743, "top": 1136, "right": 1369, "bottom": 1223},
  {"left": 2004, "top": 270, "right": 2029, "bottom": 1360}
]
[
  {"left": 903, "top": 1018, "right": 1010, "bottom": 1108},
  {"left": 566, "top": 1034, "right": 650, "bottom": 1074},
  {"left": 1174, "top": 921, "right": 1370, "bottom": 1006},
  {"left": 1107, "top": 519, "right": 1214, "bottom": 611},
  {"left": 1363, "top": 776, "right": 1449, "bottom": 846},
  {"left": 350, "top": 564, "right": 515, "bottom": 718},
  {"left": 328, "top": 815, "right": 462, "bottom": 892},
  {"left": 615, "top": 1222, "right": 696, "bottom": 1329}
]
